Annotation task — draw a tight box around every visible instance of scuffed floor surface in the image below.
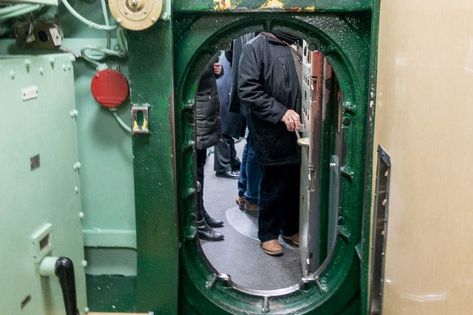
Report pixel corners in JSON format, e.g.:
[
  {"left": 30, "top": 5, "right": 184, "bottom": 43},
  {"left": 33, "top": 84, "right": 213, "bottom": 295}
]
[{"left": 201, "top": 142, "right": 302, "bottom": 290}]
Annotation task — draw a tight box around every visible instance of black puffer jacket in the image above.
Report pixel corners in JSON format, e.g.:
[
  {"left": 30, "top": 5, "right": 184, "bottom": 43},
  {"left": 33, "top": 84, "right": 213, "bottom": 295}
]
[
  {"left": 196, "top": 56, "right": 221, "bottom": 150},
  {"left": 238, "top": 33, "right": 301, "bottom": 165}
]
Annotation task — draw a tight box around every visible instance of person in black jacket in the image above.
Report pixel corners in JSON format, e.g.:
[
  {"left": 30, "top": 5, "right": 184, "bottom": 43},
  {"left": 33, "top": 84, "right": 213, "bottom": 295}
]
[
  {"left": 230, "top": 33, "right": 262, "bottom": 213},
  {"left": 213, "top": 50, "right": 244, "bottom": 179},
  {"left": 195, "top": 55, "right": 225, "bottom": 241},
  {"left": 238, "top": 31, "right": 302, "bottom": 255}
]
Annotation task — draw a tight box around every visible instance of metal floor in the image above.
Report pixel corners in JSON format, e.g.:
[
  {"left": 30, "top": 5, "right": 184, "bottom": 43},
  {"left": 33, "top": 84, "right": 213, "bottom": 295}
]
[{"left": 200, "top": 142, "right": 302, "bottom": 291}]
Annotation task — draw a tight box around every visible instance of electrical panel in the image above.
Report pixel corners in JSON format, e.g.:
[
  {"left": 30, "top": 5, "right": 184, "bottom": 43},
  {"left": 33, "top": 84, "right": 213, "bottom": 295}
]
[{"left": 0, "top": 53, "right": 86, "bottom": 315}]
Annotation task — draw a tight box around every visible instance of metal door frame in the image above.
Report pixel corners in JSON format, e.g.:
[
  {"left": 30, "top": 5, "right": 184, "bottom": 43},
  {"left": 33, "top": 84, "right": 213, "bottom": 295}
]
[{"left": 172, "top": 12, "right": 374, "bottom": 315}]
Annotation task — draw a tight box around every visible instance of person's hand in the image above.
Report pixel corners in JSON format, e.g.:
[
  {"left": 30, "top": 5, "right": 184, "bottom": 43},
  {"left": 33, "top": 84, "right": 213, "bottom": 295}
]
[
  {"left": 213, "top": 63, "right": 222, "bottom": 76},
  {"left": 281, "top": 109, "right": 301, "bottom": 132}
]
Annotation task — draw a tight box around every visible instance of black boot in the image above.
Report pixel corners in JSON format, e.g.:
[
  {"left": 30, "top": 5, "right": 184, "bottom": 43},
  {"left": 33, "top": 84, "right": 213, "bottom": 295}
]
[
  {"left": 197, "top": 220, "right": 224, "bottom": 241},
  {"left": 202, "top": 208, "right": 224, "bottom": 228}
]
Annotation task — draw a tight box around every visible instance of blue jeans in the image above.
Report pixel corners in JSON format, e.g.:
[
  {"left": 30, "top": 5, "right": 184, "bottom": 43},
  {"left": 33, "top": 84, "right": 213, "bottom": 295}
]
[{"left": 238, "top": 138, "right": 261, "bottom": 204}]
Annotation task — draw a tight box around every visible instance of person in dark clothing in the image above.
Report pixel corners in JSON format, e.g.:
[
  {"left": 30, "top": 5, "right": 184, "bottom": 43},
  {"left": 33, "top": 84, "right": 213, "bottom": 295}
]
[
  {"left": 230, "top": 33, "right": 262, "bottom": 213},
  {"left": 238, "top": 32, "right": 302, "bottom": 255},
  {"left": 195, "top": 55, "right": 225, "bottom": 241},
  {"left": 213, "top": 50, "right": 245, "bottom": 179}
]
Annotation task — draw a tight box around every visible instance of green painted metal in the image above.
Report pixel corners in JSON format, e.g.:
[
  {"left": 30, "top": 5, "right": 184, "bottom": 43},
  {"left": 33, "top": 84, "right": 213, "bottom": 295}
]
[
  {"left": 170, "top": 10, "right": 372, "bottom": 315},
  {"left": 124, "top": 2, "right": 378, "bottom": 314},
  {"left": 60, "top": 24, "right": 138, "bottom": 303},
  {"left": 53, "top": 2, "right": 138, "bottom": 254},
  {"left": 58, "top": 10, "right": 138, "bottom": 307},
  {"left": 0, "top": 0, "right": 379, "bottom": 313},
  {"left": 9, "top": 0, "right": 58, "bottom": 6},
  {"left": 59, "top": 40, "right": 137, "bottom": 251},
  {"left": 85, "top": 248, "right": 137, "bottom": 276},
  {"left": 0, "top": 3, "right": 139, "bottom": 311},
  {"left": 63, "top": 22, "right": 138, "bottom": 307},
  {"left": 0, "top": 54, "right": 87, "bottom": 315},
  {"left": 318, "top": 69, "right": 340, "bottom": 263},
  {"left": 360, "top": 1, "right": 381, "bottom": 314},
  {"left": 86, "top": 275, "right": 137, "bottom": 312},
  {"left": 127, "top": 23, "right": 180, "bottom": 314},
  {"left": 58, "top": 1, "right": 138, "bottom": 295},
  {"left": 83, "top": 229, "right": 136, "bottom": 248},
  {"left": 174, "top": 0, "right": 371, "bottom": 13},
  {"left": 72, "top": 57, "right": 137, "bottom": 250}
]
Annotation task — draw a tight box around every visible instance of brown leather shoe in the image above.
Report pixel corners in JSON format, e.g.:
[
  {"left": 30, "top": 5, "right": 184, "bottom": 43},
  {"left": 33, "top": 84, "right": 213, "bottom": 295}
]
[
  {"left": 282, "top": 233, "right": 299, "bottom": 247},
  {"left": 236, "top": 195, "right": 246, "bottom": 210},
  {"left": 244, "top": 201, "right": 258, "bottom": 212},
  {"left": 261, "top": 240, "right": 283, "bottom": 256}
]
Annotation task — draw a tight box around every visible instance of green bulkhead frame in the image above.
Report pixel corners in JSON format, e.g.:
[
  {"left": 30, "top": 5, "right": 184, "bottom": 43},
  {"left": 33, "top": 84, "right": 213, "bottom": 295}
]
[{"left": 127, "top": 0, "right": 379, "bottom": 314}]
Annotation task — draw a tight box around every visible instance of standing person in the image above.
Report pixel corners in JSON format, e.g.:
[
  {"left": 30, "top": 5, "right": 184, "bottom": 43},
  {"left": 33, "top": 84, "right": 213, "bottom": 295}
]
[
  {"left": 238, "top": 31, "right": 302, "bottom": 256},
  {"left": 235, "top": 137, "right": 260, "bottom": 212},
  {"left": 213, "top": 50, "right": 245, "bottom": 179},
  {"left": 230, "top": 33, "right": 262, "bottom": 213},
  {"left": 195, "top": 55, "right": 225, "bottom": 241}
]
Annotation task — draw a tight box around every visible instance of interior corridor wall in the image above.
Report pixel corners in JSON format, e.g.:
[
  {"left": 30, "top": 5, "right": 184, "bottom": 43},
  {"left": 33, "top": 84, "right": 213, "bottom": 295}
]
[
  {"left": 0, "top": 2, "right": 138, "bottom": 311},
  {"left": 0, "top": 3, "right": 137, "bottom": 271},
  {"left": 374, "top": 2, "right": 473, "bottom": 314},
  {"left": 57, "top": 2, "right": 137, "bottom": 279}
]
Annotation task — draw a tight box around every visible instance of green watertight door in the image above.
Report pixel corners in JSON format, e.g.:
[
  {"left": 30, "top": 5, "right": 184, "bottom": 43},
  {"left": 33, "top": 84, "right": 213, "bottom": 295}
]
[
  {"left": 173, "top": 11, "right": 376, "bottom": 315},
  {"left": 128, "top": 1, "right": 379, "bottom": 314}
]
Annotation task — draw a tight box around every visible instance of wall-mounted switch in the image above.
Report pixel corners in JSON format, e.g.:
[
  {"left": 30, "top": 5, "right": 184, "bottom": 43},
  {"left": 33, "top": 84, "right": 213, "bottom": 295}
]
[
  {"left": 131, "top": 105, "right": 150, "bottom": 135},
  {"left": 31, "top": 223, "right": 53, "bottom": 264}
]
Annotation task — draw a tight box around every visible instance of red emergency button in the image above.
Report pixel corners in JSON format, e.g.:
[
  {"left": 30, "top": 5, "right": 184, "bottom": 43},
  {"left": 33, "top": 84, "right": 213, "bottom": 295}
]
[{"left": 91, "top": 68, "right": 129, "bottom": 108}]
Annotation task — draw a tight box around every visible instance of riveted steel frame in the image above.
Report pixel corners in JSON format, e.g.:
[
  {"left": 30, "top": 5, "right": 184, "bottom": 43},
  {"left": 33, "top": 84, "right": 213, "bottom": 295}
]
[
  {"left": 174, "top": 0, "right": 372, "bottom": 13},
  {"left": 174, "top": 11, "right": 374, "bottom": 315},
  {"left": 127, "top": 1, "right": 380, "bottom": 314},
  {"left": 128, "top": 24, "right": 180, "bottom": 314}
]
